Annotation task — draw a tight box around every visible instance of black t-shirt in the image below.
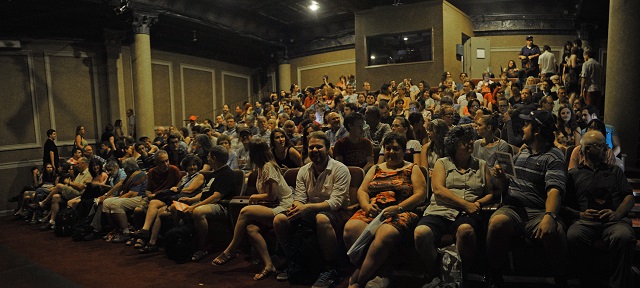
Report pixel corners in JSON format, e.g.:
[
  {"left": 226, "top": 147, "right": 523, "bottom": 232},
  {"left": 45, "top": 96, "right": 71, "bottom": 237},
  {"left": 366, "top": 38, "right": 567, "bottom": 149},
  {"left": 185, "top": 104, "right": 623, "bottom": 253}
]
[
  {"left": 200, "top": 166, "right": 241, "bottom": 201},
  {"left": 43, "top": 139, "right": 59, "bottom": 168},
  {"left": 291, "top": 114, "right": 304, "bottom": 126}
]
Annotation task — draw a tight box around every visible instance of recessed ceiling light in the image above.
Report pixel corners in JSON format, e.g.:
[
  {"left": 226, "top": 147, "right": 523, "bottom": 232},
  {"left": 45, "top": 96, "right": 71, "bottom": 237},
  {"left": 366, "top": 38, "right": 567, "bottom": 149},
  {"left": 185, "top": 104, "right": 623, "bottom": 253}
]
[
  {"left": 403, "top": 37, "right": 408, "bottom": 41},
  {"left": 309, "top": 1, "right": 319, "bottom": 11},
  {"left": 370, "top": 55, "right": 376, "bottom": 60}
]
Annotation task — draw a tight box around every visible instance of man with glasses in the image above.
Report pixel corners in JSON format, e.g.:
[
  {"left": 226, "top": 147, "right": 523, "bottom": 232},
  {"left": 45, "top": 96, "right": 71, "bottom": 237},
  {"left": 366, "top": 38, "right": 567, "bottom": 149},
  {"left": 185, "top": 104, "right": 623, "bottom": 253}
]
[
  {"left": 440, "top": 106, "right": 457, "bottom": 128},
  {"left": 166, "top": 132, "right": 187, "bottom": 167},
  {"left": 513, "top": 88, "right": 537, "bottom": 111},
  {"left": 486, "top": 110, "right": 568, "bottom": 287},
  {"left": 553, "top": 87, "right": 569, "bottom": 114},
  {"left": 540, "top": 96, "right": 555, "bottom": 113},
  {"left": 564, "top": 131, "right": 635, "bottom": 288}
]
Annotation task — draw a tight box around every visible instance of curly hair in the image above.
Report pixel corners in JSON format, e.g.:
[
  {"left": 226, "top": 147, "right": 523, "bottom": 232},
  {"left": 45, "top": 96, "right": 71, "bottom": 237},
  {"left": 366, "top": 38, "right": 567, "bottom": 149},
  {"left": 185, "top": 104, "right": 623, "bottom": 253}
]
[{"left": 444, "top": 125, "right": 477, "bottom": 158}]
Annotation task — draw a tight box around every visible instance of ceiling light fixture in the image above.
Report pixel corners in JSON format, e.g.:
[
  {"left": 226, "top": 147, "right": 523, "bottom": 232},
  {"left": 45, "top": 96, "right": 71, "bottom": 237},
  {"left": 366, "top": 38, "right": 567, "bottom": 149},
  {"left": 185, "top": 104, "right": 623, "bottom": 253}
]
[
  {"left": 403, "top": 37, "right": 408, "bottom": 41},
  {"left": 309, "top": 1, "right": 319, "bottom": 11}
]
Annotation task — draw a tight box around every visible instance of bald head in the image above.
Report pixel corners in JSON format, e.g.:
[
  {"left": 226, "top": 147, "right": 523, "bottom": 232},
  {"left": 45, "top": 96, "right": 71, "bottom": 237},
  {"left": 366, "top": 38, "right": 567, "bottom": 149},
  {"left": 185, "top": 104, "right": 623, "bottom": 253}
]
[{"left": 581, "top": 130, "right": 606, "bottom": 163}]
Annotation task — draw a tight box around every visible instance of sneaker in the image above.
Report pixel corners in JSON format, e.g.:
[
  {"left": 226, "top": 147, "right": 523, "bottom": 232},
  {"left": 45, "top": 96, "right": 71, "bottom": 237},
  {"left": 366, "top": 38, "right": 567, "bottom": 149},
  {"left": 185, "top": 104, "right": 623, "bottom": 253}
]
[
  {"left": 39, "top": 222, "right": 54, "bottom": 231},
  {"left": 111, "top": 233, "right": 130, "bottom": 243},
  {"left": 312, "top": 269, "right": 338, "bottom": 288},
  {"left": 365, "top": 276, "right": 390, "bottom": 288},
  {"left": 276, "top": 270, "right": 289, "bottom": 281}
]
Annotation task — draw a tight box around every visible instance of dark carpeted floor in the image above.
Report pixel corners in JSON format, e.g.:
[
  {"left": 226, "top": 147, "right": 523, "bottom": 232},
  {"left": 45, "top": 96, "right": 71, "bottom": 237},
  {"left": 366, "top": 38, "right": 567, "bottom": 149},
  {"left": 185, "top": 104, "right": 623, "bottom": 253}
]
[{"left": 0, "top": 216, "right": 340, "bottom": 288}]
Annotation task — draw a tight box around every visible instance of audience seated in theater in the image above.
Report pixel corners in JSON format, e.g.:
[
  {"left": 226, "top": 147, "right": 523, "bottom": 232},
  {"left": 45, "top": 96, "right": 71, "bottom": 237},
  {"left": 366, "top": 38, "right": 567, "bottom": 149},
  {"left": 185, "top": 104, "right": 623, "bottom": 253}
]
[
  {"left": 117, "top": 142, "right": 134, "bottom": 165},
  {"left": 408, "top": 112, "right": 428, "bottom": 145},
  {"left": 74, "top": 125, "right": 88, "bottom": 150},
  {"left": 554, "top": 105, "right": 581, "bottom": 153},
  {"left": 326, "top": 112, "right": 348, "bottom": 147},
  {"left": 415, "top": 126, "right": 495, "bottom": 285},
  {"left": 439, "top": 105, "right": 457, "bottom": 129},
  {"left": 473, "top": 114, "right": 511, "bottom": 167},
  {"left": 139, "top": 136, "right": 159, "bottom": 154},
  {"left": 378, "top": 101, "right": 393, "bottom": 127},
  {"left": 132, "top": 141, "right": 153, "bottom": 171},
  {"left": 273, "top": 131, "right": 352, "bottom": 288},
  {"left": 166, "top": 132, "right": 187, "bottom": 167},
  {"left": 568, "top": 119, "right": 621, "bottom": 170},
  {"left": 333, "top": 113, "right": 374, "bottom": 172},
  {"left": 421, "top": 119, "right": 449, "bottom": 172},
  {"left": 580, "top": 105, "right": 621, "bottom": 157},
  {"left": 154, "top": 145, "right": 242, "bottom": 259},
  {"left": 67, "top": 147, "right": 83, "bottom": 166},
  {"left": 253, "top": 116, "right": 271, "bottom": 145},
  {"left": 211, "top": 139, "right": 293, "bottom": 280},
  {"left": 553, "top": 86, "right": 569, "bottom": 115},
  {"left": 378, "top": 117, "right": 421, "bottom": 166},
  {"left": 270, "top": 128, "right": 302, "bottom": 170},
  {"left": 512, "top": 87, "right": 538, "bottom": 111},
  {"left": 485, "top": 110, "right": 568, "bottom": 287},
  {"left": 235, "top": 128, "right": 253, "bottom": 174},
  {"left": 136, "top": 154, "right": 205, "bottom": 252},
  {"left": 216, "top": 134, "right": 238, "bottom": 170},
  {"left": 377, "top": 83, "right": 393, "bottom": 104},
  {"left": 540, "top": 95, "right": 555, "bottom": 113},
  {"left": 501, "top": 107, "right": 526, "bottom": 148},
  {"left": 564, "top": 130, "right": 636, "bottom": 288},
  {"left": 99, "top": 141, "right": 115, "bottom": 160},
  {"left": 39, "top": 157, "right": 92, "bottom": 230},
  {"left": 14, "top": 163, "right": 57, "bottom": 221},
  {"left": 153, "top": 126, "right": 166, "bottom": 147},
  {"left": 344, "top": 132, "right": 427, "bottom": 288},
  {"left": 101, "top": 158, "right": 147, "bottom": 243},
  {"left": 80, "top": 160, "right": 127, "bottom": 240},
  {"left": 191, "top": 134, "right": 213, "bottom": 171},
  {"left": 300, "top": 122, "right": 322, "bottom": 164},
  {"left": 282, "top": 120, "right": 300, "bottom": 145},
  {"left": 364, "top": 106, "right": 391, "bottom": 149}
]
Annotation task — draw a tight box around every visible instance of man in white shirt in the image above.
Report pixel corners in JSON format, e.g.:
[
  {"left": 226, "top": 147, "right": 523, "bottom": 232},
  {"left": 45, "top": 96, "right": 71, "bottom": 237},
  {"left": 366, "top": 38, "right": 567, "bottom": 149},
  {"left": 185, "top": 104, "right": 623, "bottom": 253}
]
[
  {"left": 273, "top": 131, "right": 351, "bottom": 288},
  {"left": 538, "top": 45, "right": 557, "bottom": 77}
]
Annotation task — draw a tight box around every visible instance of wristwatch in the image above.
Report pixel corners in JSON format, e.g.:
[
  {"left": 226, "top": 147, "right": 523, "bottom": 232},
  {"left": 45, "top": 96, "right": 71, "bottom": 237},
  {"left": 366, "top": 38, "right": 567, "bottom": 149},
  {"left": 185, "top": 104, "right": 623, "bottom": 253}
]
[
  {"left": 544, "top": 212, "right": 558, "bottom": 221},
  {"left": 397, "top": 205, "right": 405, "bottom": 213}
]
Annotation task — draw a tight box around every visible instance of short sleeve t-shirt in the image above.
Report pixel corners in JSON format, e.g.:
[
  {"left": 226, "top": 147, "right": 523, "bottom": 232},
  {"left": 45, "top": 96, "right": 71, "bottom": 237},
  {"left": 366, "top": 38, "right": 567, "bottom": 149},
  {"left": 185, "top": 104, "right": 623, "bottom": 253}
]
[
  {"left": 43, "top": 139, "right": 59, "bottom": 168},
  {"left": 333, "top": 137, "right": 373, "bottom": 168},
  {"left": 200, "top": 165, "right": 239, "bottom": 201}
]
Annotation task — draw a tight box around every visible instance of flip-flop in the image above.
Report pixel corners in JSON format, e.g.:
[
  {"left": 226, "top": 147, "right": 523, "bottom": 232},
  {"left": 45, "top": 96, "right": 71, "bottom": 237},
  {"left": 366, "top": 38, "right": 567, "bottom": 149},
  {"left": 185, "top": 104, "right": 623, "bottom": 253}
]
[
  {"left": 191, "top": 250, "right": 209, "bottom": 262},
  {"left": 254, "top": 266, "right": 277, "bottom": 281},
  {"left": 211, "top": 251, "right": 236, "bottom": 266},
  {"left": 134, "top": 238, "right": 146, "bottom": 249}
]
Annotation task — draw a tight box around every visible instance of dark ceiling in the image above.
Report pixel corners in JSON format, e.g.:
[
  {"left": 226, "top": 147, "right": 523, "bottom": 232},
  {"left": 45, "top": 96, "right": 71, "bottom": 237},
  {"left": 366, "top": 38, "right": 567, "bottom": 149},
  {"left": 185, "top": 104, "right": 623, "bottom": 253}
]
[{"left": 0, "top": 0, "right": 609, "bottom": 68}]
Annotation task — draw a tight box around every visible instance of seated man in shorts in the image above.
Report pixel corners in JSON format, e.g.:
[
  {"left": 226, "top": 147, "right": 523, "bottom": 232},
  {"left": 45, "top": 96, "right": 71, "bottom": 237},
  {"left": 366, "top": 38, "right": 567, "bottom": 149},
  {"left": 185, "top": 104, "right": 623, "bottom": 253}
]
[
  {"left": 273, "top": 131, "right": 352, "bottom": 288},
  {"left": 39, "top": 157, "right": 92, "bottom": 230}
]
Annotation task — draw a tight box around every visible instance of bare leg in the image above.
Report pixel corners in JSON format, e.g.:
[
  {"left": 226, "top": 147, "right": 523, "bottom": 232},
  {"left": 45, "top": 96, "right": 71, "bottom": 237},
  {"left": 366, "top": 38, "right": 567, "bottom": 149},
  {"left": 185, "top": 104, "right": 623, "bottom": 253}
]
[
  {"left": 316, "top": 214, "right": 339, "bottom": 263},
  {"left": 354, "top": 224, "right": 400, "bottom": 286},
  {"left": 50, "top": 194, "right": 63, "bottom": 223},
  {"left": 246, "top": 224, "right": 276, "bottom": 279},
  {"left": 141, "top": 199, "right": 166, "bottom": 231},
  {"left": 343, "top": 219, "right": 368, "bottom": 252},
  {"left": 414, "top": 225, "right": 438, "bottom": 275},
  {"left": 223, "top": 205, "right": 275, "bottom": 255},
  {"left": 456, "top": 224, "right": 477, "bottom": 278},
  {"left": 272, "top": 213, "right": 291, "bottom": 243},
  {"left": 147, "top": 206, "right": 167, "bottom": 245},
  {"left": 486, "top": 214, "right": 514, "bottom": 273},
  {"left": 192, "top": 206, "right": 211, "bottom": 251},
  {"left": 41, "top": 184, "right": 62, "bottom": 206}
]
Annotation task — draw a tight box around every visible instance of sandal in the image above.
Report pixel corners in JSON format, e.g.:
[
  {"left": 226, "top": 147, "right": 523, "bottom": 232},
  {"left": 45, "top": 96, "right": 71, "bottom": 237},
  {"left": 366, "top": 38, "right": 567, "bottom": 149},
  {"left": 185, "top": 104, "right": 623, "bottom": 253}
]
[
  {"left": 211, "top": 251, "right": 236, "bottom": 266},
  {"left": 125, "top": 238, "right": 135, "bottom": 246},
  {"left": 138, "top": 244, "right": 159, "bottom": 254},
  {"left": 254, "top": 266, "right": 276, "bottom": 280},
  {"left": 130, "top": 229, "right": 150, "bottom": 240},
  {"left": 134, "top": 238, "right": 146, "bottom": 249},
  {"left": 191, "top": 250, "right": 209, "bottom": 262}
]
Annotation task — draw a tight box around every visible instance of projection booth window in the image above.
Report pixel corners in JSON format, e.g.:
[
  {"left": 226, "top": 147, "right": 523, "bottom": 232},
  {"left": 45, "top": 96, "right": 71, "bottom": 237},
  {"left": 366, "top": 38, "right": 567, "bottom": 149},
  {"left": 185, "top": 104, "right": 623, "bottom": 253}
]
[{"left": 367, "top": 30, "right": 433, "bottom": 66}]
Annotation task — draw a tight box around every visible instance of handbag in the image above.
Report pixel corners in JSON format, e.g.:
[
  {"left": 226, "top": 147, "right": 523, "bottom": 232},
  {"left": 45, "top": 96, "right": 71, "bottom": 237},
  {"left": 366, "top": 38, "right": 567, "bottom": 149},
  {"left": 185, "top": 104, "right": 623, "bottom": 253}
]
[{"left": 346, "top": 211, "right": 386, "bottom": 264}]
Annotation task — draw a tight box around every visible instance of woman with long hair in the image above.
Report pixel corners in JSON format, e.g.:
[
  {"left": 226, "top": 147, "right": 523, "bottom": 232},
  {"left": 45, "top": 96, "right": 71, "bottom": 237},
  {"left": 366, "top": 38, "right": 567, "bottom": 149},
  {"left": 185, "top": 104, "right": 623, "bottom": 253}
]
[
  {"left": 378, "top": 117, "right": 421, "bottom": 165},
  {"left": 420, "top": 119, "right": 449, "bottom": 171},
  {"left": 408, "top": 112, "right": 428, "bottom": 145},
  {"left": 473, "top": 113, "right": 511, "bottom": 167},
  {"left": 377, "top": 83, "right": 393, "bottom": 104},
  {"left": 554, "top": 105, "right": 581, "bottom": 152},
  {"left": 270, "top": 128, "right": 302, "bottom": 169},
  {"left": 505, "top": 60, "right": 519, "bottom": 78},
  {"left": 114, "top": 119, "right": 124, "bottom": 141},
  {"left": 74, "top": 125, "right": 88, "bottom": 150},
  {"left": 211, "top": 139, "right": 293, "bottom": 281},
  {"left": 88, "top": 158, "right": 108, "bottom": 185},
  {"left": 301, "top": 122, "right": 321, "bottom": 164},
  {"left": 193, "top": 134, "right": 213, "bottom": 171}
]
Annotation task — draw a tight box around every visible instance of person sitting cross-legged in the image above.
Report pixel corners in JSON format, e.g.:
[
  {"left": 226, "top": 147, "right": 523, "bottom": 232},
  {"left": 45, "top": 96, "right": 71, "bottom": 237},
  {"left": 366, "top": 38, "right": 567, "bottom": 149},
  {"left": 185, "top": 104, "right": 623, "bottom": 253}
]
[
  {"left": 101, "top": 158, "right": 147, "bottom": 243},
  {"left": 211, "top": 138, "right": 293, "bottom": 280}
]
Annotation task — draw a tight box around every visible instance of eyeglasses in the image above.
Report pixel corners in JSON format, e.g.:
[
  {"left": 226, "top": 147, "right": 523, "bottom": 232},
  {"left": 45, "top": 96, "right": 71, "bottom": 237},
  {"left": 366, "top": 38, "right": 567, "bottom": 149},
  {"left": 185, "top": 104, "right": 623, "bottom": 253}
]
[
  {"left": 384, "top": 146, "right": 402, "bottom": 152},
  {"left": 584, "top": 143, "right": 606, "bottom": 150},
  {"left": 442, "top": 113, "right": 454, "bottom": 117},
  {"left": 471, "top": 105, "right": 479, "bottom": 108}
]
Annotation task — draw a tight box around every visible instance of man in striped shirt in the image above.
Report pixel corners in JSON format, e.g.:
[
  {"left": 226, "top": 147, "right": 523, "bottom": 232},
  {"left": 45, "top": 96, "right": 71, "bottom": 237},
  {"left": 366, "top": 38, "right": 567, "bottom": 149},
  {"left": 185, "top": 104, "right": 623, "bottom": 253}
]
[{"left": 485, "top": 110, "right": 568, "bottom": 287}]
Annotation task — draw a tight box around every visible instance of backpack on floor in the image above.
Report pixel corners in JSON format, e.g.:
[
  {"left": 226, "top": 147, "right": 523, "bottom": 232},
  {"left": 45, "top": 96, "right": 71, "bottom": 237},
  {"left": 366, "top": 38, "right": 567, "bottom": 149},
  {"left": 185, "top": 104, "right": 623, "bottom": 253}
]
[
  {"left": 164, "top": 222, "right": 195, "bottom": 264},
  {"left": 54, "top": 207, "right": 78, "bottom": 237},
  {"left": 282, "top": 224, "right": 323, "bottom": 285}
]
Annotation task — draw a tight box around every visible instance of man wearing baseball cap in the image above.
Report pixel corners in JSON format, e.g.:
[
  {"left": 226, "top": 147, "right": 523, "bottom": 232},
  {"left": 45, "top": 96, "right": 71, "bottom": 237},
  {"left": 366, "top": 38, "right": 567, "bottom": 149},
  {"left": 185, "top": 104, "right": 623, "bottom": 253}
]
[
  {"left": 518, "top": 36, "right": 541, "bottom": 81},
  {"left": 486, "top": 109, "right": 569, "bottom": 287}
]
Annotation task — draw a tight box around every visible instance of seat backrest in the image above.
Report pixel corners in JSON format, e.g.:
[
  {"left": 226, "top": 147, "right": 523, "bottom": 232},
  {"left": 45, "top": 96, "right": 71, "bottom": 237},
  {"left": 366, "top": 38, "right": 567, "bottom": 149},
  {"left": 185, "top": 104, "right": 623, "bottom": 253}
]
[
  {"left": 229, "top": 170, "right": 245, "bottom": 197},
  {"left": 243, "top": 170, "right": 258, "bottom": 196},
  {"left": 565, "top": 145, "right": 576, "bottom": 171},
  {"left": 419, "top": 166, "right": 431, "bottom": 202},
  {"left": 283, "top": 167, "right": 300, "bottom": 188},
  {"left": 347, "top": 166, "right": 365, "bottom": 209}
]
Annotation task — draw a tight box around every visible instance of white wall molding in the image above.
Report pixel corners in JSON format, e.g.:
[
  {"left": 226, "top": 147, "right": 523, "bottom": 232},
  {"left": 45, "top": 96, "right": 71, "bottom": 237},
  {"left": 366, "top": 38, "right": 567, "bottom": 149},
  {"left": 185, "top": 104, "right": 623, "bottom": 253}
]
[
  {"left": 0, "top": 51, "right": 41, "bottom": 151},
  {"left": 179, "top": 64, "right": 215, "bottom": 122},
  {"left": 151, "top": 60, "right": 176, "bottom": 126},
  {"left": 296, "top": 59, "right": 356, "bottom": 88},
  {"left": 221, "top": 70, "right": 251, "bottom": 105},
  {"left": 43, "top": 50, "right": 102, "bottom": 143},
  {"left": 0, "top": 159, "right": 41, "bottom": 170}
]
